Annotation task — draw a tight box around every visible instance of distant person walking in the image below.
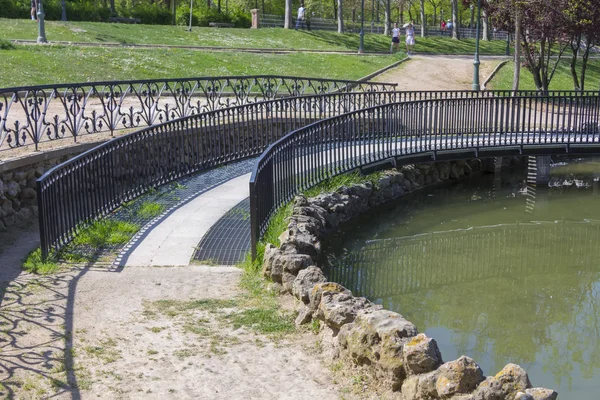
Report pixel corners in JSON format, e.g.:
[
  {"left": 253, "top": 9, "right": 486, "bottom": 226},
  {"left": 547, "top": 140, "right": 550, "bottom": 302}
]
[
  {"left": 30, "top": 0, "right": 37, "bottom": 21},
  {"left": 441, "top": 19, "right": 447, "bottom": 32},
  {"left": 296, "top": 2, "right": 306, "bottom": 30},
  {"left": 390, "top": 22, "right": 401, "bottom": 54},
  {"left": 405, "top": 21, "right": 415, "bottom": 56}
]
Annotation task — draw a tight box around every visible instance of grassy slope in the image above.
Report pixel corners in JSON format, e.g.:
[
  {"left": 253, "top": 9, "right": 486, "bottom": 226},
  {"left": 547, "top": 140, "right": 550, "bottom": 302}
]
[
  {"left": 1, "top": 18, "right": 510, "bottom": 55},
  {"left": 0, "top": 46, "right": 398, "bottom": 87},
  {"left": 488, "top": 60, "right": 600, "bottom": 91}
]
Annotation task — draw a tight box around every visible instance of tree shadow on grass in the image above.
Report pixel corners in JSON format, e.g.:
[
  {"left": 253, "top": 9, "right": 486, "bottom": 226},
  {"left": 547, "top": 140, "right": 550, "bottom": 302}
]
[{"left": 299, "top": 30, "right": 389, "bottom": 53}]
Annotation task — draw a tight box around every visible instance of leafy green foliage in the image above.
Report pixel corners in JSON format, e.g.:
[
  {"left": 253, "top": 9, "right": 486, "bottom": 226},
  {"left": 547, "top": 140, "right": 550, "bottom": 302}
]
[
  {"left": 0, "top": 38, "right": 15, "bottom": 50},
  {"left": 226, "top": 308, "right": 295, "bottom": 334},
  {"left": 135, "top": 201, "right": 165, "bottom": 219},
  {"left": 22, "top": 248, "right": 59, "bottom": 275},
  {"left": 71, "top": 220, "right": 139, "bottom": 248}
]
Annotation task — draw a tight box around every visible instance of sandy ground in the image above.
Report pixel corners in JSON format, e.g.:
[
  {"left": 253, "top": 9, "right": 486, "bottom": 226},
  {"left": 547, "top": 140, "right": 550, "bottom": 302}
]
[
  {"left": 376, "top": 55, "right": 498, "bottom": 91},
  {"left": 0, "top": 57, "right": 500, "bottom": 399},
  {"left": 0, "top": 249, "right": 351, "bottom": 399}
]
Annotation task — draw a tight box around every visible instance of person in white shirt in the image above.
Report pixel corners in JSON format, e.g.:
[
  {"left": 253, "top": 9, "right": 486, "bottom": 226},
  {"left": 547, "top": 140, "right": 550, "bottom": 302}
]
[
  {"left": 296, "top": 2, "right": 306, "bottom": 30},
  {"left": 405, "top": 21, "right": 415, "bottom": 56},
  {"left": 390, "top": 22, "right": 401, "bottom": 54}
]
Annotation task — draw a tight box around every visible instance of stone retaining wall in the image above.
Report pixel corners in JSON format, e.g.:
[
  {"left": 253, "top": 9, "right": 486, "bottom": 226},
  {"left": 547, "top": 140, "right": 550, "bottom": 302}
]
[
  {"left": 0, "top": 144, "right": 97, "bottom": 231},
  {"left": 262, "top": 159, "right": 558, "bottom": 400}
]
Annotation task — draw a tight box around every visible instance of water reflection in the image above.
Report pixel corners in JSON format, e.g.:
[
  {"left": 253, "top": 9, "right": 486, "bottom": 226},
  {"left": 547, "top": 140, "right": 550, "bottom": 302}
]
[{"left": 323, "top": 160, "right": 600, "bottom": 398}]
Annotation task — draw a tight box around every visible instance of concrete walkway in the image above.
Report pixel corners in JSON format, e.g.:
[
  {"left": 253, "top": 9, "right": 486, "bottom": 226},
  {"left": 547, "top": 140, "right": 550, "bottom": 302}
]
[{"left": 119, "top": 173, "right": 251, "bottom": 267}]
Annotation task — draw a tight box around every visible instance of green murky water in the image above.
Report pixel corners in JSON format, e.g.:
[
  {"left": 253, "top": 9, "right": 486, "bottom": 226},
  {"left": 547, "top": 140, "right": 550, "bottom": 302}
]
[{"left": 324, "top": 160, "right": 600, "bottom": 398}]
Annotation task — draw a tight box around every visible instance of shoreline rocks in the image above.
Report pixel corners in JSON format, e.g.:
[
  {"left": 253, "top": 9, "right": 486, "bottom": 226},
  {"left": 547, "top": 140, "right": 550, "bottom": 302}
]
[{"left": 261, "top": 159, "right": 558, "bottom": 399}]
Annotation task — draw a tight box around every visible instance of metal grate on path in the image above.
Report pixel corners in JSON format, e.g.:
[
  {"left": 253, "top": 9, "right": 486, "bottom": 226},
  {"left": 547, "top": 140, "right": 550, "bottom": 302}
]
[{"left": 192, "top": 198, "right": 251, "bottom": 265}]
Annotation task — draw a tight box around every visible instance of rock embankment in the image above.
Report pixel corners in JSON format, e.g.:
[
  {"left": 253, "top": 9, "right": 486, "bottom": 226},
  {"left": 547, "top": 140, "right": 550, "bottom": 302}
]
[{"left": 262, "top": 160, "right": 558, "bottom": 400}]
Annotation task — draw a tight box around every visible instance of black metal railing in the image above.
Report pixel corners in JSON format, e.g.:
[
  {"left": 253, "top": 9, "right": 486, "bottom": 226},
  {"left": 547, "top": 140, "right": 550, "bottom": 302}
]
[
  {"left": 36, "top": 90, "right": 412, "bottom": 259},
  {"left": 1, "top": 75, "right": 396, "bottom": 153},
  {"left": 249, "top": 93, "right": 600, "bottom": 258}
]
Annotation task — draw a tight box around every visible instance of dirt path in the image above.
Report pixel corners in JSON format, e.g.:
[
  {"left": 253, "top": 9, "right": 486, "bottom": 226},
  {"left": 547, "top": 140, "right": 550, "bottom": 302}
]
[{"left": 375, "top": 55, "right": 498, "bottom": 90}]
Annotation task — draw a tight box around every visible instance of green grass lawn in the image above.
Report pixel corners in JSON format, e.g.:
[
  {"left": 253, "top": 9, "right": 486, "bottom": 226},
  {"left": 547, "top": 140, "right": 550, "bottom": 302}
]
[
  {"left": 1, "top": 18, "right": 510, "bottom": 55},
  {"left": 0, "top": 45, "right": 399, "bottom": 87},
  {"left": 488, "top": 60, "right": 600, "bottom": 91}
]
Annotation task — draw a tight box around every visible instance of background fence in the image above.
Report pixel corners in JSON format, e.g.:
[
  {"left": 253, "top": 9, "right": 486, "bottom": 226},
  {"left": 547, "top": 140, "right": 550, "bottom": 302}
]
[
  {"left": 1, "top": 75, "right": 396, "bottom": 154},
  {"left": 260, "top": 14, "right": 508, "bottom": 39},
  {"left": 249, "top": 93, "right": 600, "bottom": 258}
]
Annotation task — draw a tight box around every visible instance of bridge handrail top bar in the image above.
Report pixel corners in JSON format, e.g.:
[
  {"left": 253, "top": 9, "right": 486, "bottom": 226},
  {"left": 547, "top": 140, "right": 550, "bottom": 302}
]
[
  {"left": 0, "top": 74, "right": 397, "bottom": 94},
  {"left": 249, "top": 93, "right": 600, "bottom": 184}
]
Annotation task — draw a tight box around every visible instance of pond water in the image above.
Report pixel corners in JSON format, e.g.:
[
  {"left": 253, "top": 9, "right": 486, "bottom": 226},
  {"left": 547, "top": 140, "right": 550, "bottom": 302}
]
[{"left": 323, "top": 159, "right": 600, "bottom": 399}]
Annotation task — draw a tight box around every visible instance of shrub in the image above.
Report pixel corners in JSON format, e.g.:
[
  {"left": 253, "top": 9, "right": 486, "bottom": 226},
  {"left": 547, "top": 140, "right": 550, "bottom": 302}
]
[
  {"left": 0, "top": 38, "right": 16, "bottom": 50},
  {"left": 230, "top": 8, "right": 251, "bottom": 28},
  {"left": 123, "top": 4, "right": 173, "bottom": 25}
]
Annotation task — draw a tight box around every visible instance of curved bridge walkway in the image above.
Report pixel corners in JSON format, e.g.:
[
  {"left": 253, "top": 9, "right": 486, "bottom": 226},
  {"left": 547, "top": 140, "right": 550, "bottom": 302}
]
[{"left": 117, "top": 160, "right": 255, "bottom": 266}]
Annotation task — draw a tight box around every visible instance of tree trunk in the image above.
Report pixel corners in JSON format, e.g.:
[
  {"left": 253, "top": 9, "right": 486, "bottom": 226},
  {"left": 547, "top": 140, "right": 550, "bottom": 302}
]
[
  {"left": 580, "top": 38, "right": 592, "bottom": 92},
  {"left": 284, "top": 0, "right": 293, "bottom": 28},
  {"left": 400, "top": 3, "right": 403, "bottom": 24},
  {"left": 110, "top": 0, "right": 115, "bottom": 13},
  {"left": 451, "top": 0, "right": 458, "bottom": 39},
  {"left": 482, "top": 9, "right": 488, "bottom": 41},
  {"left": 384, "top": 0, "right": 390, "bottom": 35},
  {"left": 570, "top": 34, "right": 582, "bottom": 91},
  {"left": 172, "top": 0, "right": 176, "bottom": 25},
  {"left": 512, "top": 9, "right": 521, "bottom": 91},
  {"left": 337, "top": 0, "right": 344, "bottom": 33},
  {"left": 420, "top": 0, "right": 425, "bottom": 37},
  {"left": 333, "top": 0, "right": 337, "bottom": 20},
  {"left": 432, "top": 6, "right": 436, "bottom": 26}
]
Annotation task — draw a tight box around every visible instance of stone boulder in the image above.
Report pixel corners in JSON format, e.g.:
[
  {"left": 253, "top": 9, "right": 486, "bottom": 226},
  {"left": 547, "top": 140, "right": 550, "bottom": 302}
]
[
  {"left": 515, "top": 393, "right": 534, "bottom": 400},
  {"left": 309, "top": 282, "right": 351, "bottom": 311},
  {"left": 6, "top": 181, "right": 20, "bottom": 198},
  {"left": 338, "top": 309, "right": 417, "bottom": 390},
  {"left": 438, "top": 163, "right": 451, "bottom": 180},
  {"left": 435, "top": 356, "right": 484, "bottom": 398},
  {"left": 279, "top": 225, "right": 321, "bottom": 259},
  {"left": 401, "top": 370, "right": 440, "bottom": 400},
  {"left": 472, "top": 364, "right": 532, "bottom": 400},
  {"left": 315, "top": 292, "right": 380, "bottom": 331},
  {"left": 292, "top": 266, "right": 327, "bottom": 304},
  {"left": 525, "top": 388, "right": 558, "bottom": 400},
  {"left": 403, "top": 333, "right": 443, "bottom": 375}
]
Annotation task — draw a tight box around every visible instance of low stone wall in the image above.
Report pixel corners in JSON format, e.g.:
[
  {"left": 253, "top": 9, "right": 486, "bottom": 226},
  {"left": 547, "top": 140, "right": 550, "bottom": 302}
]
[
  {"left": 0, "top": 144, "right": 97, "bottom": 231},
  {"left": 262, "top": 160, "right": 558, "bottom": 400}
]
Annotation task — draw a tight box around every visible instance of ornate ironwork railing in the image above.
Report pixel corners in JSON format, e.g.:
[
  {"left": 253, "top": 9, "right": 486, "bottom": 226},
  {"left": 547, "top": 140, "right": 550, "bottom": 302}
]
[
  {"left": 249, "top": 93, "right": 600, "bottom": 258},
  {"left": 1, "top": 75, "right": 397, "bottom": 153}
]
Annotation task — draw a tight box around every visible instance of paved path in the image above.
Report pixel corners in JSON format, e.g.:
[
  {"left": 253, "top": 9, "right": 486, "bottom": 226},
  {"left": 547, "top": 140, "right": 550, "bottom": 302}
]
[{"left": 119, "top": 173, "right": 251, "bottom": 267}]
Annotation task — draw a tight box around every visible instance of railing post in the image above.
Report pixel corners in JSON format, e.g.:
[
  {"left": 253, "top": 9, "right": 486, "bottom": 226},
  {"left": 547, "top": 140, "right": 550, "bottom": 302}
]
[
  {"left": 36, "top": 179, "right": 48, "bottom": 260},
  {"left": 249, "top": 179, "right": 258, "bottom": 261}
]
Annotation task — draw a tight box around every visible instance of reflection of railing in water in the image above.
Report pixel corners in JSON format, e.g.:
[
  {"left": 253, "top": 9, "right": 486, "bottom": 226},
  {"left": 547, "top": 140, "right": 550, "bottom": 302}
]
[{"left": 327, "top": 221, "right": 600, "bottom": 298}]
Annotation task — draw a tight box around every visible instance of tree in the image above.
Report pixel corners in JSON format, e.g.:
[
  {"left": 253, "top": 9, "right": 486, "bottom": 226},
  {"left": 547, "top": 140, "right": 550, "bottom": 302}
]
[
  {"left": 481, "top": 8, "right": 489, "bottom": 40},
  {"left": 451, "top": 0, "right": 458, "bottom": 39},
  {"left": 428, "top": 0, "right": 441, "bottom": 26},
  {"left": 420, "top": 0, "right": 425, "bottom": 36},
  {"left": 384, "top": 0, "right": 391, "bottom": 35},
  {"left": 513, "top": 3, "right": 521, "bottom": 91},
  {"left": 563, "top": 0, "right": 600, "bottom": 92},
  {"left": 519, "top": 0, "right": 569, "bottom": 92},
  {"left": 337, "top": 0, "right": 344, "bottom": 32},
  {"left": 489, "top": 0, "right": 569, "bottom": 92},
  {"left": 284, "top": 0, "right": 292, "bottom": 28}
]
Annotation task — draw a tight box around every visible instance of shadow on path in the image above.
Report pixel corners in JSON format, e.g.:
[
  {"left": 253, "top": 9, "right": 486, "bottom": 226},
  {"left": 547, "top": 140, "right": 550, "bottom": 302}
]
[{"left": 0, "top": 224, "right": 123, "bottom": 399}]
